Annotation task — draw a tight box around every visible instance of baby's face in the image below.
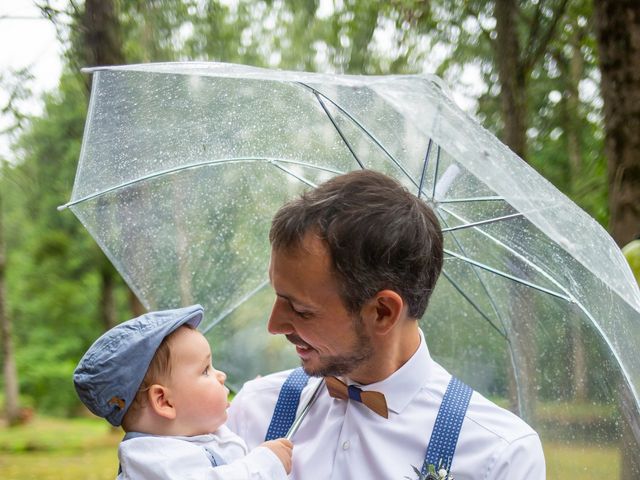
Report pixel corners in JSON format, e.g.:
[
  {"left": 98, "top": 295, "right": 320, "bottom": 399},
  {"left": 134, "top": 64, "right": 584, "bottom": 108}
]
[{"left": 166, "top": 327, "right": 230, "bottom": 435}]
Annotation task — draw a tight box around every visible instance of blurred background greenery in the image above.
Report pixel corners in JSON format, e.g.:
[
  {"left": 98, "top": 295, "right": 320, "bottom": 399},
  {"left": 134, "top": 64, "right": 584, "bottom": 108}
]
[{"left": 1, "top": 0, "right": 639, "bottom": 478}]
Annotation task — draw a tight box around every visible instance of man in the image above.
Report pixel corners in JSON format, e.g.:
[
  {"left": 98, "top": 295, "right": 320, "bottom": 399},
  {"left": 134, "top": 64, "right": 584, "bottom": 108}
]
[{"left": 227, "top": 170, "right": 545, "bottom": 479}]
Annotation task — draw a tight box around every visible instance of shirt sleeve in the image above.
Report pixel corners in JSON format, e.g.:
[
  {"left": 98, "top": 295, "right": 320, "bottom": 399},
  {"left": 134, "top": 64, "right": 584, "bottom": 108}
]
[
  {"left": 488, "top": 433, "right": 546, "bottom": 480},
  {"left": 118, "top": 437, "right": 288, "bottom": 480},
  {"left": 226, "top": 386, "right": 249, "bottom": 442},
  {"left": 226, "top": 373, "right": 290, "bottom": 450},
  {"left": 215, "top": 446, "right": 289, "bottom": 480}
]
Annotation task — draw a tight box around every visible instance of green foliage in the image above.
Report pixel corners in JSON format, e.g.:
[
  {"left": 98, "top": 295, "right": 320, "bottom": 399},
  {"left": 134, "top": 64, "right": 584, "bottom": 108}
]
[
  {"left": 622, "top": 240, "right": 640, "bottom": 285},
  {"left": 0, "top": 0, "right": 613, "bottom": 419},
  {"left": 120, "top": 0, "right": 192, "bottom": 62},
  {"left": 425, "top": 0, "right": 608, "bottom": 225},
  {"left": 2, "top": 73, "right": 130, "bottom": 415}
]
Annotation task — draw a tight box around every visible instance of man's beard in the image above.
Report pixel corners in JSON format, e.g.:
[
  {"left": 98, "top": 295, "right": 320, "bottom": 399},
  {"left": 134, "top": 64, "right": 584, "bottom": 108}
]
[{"left": 291, "top": 315, "right": 375, "bottom": 378}]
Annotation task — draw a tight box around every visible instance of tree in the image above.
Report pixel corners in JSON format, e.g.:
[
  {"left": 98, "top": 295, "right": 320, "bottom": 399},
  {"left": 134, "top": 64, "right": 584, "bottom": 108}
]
[
  {"left": 593, "top": 0, "right": 640, "bottom": 247},
  {"left": 493, "top": 0, "right": 569, "bottom": 160},
  {"left": 536, "top": 1, "right": 600, "bottom": 403},
  {"left": 84, "top": 0, "right": 125, "bottom": 330},
  {"left": 593, "top": 2, "right": 640, "bottom": 476},
  {"left": 8, "top": 73, "right": 105, "bottom": 415},
  {"left": 0, "top": 69, "right": 35, "bottom": 425},
  {"left": 422, "top": 0, "right": 569, "bottom": 421},
  {"left": 0, "top": 183, "right": 20, "bottom": 425}
]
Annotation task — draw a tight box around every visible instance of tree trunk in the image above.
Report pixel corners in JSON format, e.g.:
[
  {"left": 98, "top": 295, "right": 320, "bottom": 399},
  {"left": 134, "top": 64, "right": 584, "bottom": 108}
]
[
  {"left": 81, "top": 0, "right": 125, "bottom": 69},
  {"left": 99, "top": 260, "right": 118, "bottom": 331},
  {"left": 593, "top": 0, "right": 640, "bottom": 246},
  {"left": 0, "top": 192, "right": 20, "bottom": 426},
  {"left": 565, "top": 25, "right": 585, "bottom": 188},
  {"left": 82, "top": 0, "right": 140, "bottom": 328},
  {"left": 494, "top": 0, "right": 537, "bottom": 423},
  {"left": 129, "top": 290, "right": 146, "bottom": 318},
  {"left": 556, "top": 26, "right": 589, "bottom": 402},
  {"left": 346, "top": 8, "right": 379, "bottom": 73},
  {"left": 494, "top": 0, "right": 528, "bottom": 160},
  {"left": 594, "top": 3, "right": 640, "bottom": 476}
]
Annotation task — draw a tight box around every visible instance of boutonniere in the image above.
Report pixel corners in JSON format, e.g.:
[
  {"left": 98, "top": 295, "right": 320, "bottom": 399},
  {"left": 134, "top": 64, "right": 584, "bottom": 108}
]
[{"left": 406, "top": 463, "right": 454, "bottom": 480}]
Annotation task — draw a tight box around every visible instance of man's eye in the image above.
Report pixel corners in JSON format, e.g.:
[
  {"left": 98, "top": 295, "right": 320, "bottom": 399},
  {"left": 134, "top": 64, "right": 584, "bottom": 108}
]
[
  {"left": 292, "top": 307, "right": 311, "bottom": 319},
  {"left": 203, "top": 366, "right": 210, "bottom": 376}
]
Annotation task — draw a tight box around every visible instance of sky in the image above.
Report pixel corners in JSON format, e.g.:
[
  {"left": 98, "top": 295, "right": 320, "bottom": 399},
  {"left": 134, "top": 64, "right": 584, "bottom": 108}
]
[{"left": 0, "top": 0, "right": 63, "bottom": 159}]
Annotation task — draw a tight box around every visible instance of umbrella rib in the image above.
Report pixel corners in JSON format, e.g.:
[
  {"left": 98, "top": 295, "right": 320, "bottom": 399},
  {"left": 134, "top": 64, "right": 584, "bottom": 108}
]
[
  {"left": 440, "top": 205, "right": 574, "bottom": 298},
  {"left": 576, "top": 305, "right": 640, "bottom": 417},
  {"left": 436, "top": 212, "right": 508, "bottom": 337},
  {"left": 444, "top": 249, "right": 572, "bottom": 301},
  {"left": 440, "top": 209, "right": 640, "bottom": 413},
  {"left": 270, "top": 162, "right": 318, "bottom": 188},
  {"left": 430, "top": 145, "right": 441, "bottom": 200},
  {"left": 310, "top": 90, "right": 364, "bottom": 169},
  {"left": 441, "top": 270, "right": 507, "bottom": 339},
  {"left": 437, "top": 210, "right": 526, "bottom": 413},
  {"left": 271, "top": 159, "right": 345, "bottom": 176},
  {"left": 438, "top": 196, "right": 504, "bottom": 204},
  {"left": 58, "top": 157, "right": 340, "bottom": 209},
  {"left": 286, "top": 379, "right": 325, "bottom": 440},
  {"left": 441, "top": 212, "right": 524, "bottom": 233},
  {"left": 201, "top": 279, "right": 271, "bottom": 335},
  {"left": 295, "top": 82, "right": 420, "bottom": 188},
  {"left": 417, "top": 139, "right": 433, "bottom": 199}
]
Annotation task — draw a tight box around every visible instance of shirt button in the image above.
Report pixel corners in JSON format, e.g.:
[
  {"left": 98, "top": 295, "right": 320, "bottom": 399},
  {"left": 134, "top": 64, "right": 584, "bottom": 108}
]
[{"left": 342, "top": 440, "right": 350, "bottom": 450}]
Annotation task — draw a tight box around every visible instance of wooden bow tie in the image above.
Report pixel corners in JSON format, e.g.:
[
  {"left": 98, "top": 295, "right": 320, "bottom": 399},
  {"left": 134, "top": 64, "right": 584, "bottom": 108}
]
[{"left": 325, "top": 376, "right": 388, "bottom": 418}]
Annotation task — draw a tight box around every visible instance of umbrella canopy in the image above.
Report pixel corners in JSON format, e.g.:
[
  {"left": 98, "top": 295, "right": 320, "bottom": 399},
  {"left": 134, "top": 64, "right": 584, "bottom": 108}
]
[{"left": 61, "top": 62, "right": 640, "bottom": 467}]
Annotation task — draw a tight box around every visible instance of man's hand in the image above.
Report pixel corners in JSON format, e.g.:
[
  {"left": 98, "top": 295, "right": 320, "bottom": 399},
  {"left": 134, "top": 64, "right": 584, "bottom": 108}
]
[{"left": 261, "top": 438, "right": 293, "bottom": 474}]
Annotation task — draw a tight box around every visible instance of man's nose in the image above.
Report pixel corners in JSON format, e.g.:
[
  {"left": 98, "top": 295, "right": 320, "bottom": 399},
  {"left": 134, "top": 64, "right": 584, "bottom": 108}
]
[
  {"left": 267, "top": 299, "right": 294, "bottom": 335},
  {"left": 216, "top": 370, "right": 227, "bottom": 384}
]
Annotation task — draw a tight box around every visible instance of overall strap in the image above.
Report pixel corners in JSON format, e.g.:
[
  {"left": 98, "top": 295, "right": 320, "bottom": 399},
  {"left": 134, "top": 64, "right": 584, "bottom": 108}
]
[
  {"left": 203, "top": 446, "right": 227, "bottom": 467},
  {"left": 422, "top": 376, "right": 473, "bottom": 475},
  {"left": 265, "top": 367, "right": 310, "bottom": 440}
]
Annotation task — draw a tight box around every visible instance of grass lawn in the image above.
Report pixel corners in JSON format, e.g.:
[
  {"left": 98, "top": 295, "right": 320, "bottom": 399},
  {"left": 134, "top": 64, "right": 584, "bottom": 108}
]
[
  {"left": 544, "top": 441, "right": 619, "bottom": 479},
  {"left": 1, "top": 448, "right": 118, "bottom": 480},
  {"left": 0, "top": 415, "right": 622, "bottom": 479},
  {"left": 0, "top": 416, "right": 120, "bottom": 480}
]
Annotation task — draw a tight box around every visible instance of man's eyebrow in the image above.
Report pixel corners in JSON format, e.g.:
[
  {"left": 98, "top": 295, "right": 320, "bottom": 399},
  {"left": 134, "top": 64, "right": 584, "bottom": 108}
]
[
  {"left": 276, "top": 293, "right": 315, "bottom": 310},
  {"left": 276, "top": 292, "right": 296, "bottom": 304}
]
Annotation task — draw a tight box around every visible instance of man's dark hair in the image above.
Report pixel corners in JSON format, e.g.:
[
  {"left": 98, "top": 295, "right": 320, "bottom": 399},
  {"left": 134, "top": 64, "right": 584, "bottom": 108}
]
[{"left": 269, "top": 170, "right": 443, "bottom": 319}]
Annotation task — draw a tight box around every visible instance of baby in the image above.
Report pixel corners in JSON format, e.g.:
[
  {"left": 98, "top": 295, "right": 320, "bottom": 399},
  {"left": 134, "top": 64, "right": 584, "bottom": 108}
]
[{"left": 74, "top": 304, "right": 292, "bottom": 479}]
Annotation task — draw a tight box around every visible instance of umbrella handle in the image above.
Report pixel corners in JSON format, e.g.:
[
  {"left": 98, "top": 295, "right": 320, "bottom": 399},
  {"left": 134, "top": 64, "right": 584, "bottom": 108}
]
[{"left": 285, "top": 378, "right": 325, "bottom": 440}]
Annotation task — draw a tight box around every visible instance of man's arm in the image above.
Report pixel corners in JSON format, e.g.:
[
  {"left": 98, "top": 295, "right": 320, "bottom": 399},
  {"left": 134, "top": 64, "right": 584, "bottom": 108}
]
[
  {"left": 488, "top": 434, "right": 545, "bottom": 480},
  {"left": 226, "top": 372, "right": 293, "bottom": 449},
  {"left": 118, "top": 436, "right": 290, "bottom": 480}
]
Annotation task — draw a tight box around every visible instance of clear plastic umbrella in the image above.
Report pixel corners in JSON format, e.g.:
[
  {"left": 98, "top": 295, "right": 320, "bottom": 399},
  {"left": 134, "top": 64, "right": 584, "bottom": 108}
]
[{"left": 60, "top": 62, "right": 640, "bottom": 474}]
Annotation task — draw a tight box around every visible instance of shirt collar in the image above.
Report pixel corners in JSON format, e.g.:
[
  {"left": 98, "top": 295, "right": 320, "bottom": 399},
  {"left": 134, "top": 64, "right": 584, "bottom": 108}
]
[{"left": 347, "top": 328, "right": 432, "bottom": 415}]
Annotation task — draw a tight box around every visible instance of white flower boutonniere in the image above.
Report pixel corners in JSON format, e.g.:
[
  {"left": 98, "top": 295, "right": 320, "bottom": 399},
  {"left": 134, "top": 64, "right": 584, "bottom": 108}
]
[{"left": 406, "top": 463, "right": 454, "bottom": 480}]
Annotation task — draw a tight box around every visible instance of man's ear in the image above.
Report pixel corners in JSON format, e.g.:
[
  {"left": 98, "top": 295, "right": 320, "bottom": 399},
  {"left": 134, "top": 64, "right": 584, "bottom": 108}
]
[
  {"left": 365, "top": 290, "right": 404, "bottom": 335},
  {"left": 147, "top": 384, "right": 176, "bottom": 420}
]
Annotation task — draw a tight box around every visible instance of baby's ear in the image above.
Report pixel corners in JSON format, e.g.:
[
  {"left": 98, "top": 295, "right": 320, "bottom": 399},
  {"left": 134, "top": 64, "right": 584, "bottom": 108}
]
[{"left": 147, "top": 384, "right": 176, "bottom": 420}]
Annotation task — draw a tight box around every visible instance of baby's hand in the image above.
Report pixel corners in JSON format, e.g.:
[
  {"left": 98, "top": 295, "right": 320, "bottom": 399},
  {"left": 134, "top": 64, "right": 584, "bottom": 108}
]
[{"left": 261, "top": 438, "right": 293, "bottom": 474}]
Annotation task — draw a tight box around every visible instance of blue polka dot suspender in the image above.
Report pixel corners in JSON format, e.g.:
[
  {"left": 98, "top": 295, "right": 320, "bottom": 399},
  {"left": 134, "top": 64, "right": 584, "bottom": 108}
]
[
  {"left": 265, "top": 367, "right": 473, "bottom": 474},
  {"left": 423, "top": 376, "right": 473, "bottom": 474},
  {"left": 265, "top": 367, "right": 311, "bottom": 440}
]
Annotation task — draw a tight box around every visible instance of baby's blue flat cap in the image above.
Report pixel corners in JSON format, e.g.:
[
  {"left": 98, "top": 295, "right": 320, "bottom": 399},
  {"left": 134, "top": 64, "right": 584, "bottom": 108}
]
[{"left": 73, "top": 304, "right": 203, "bottom": 426}]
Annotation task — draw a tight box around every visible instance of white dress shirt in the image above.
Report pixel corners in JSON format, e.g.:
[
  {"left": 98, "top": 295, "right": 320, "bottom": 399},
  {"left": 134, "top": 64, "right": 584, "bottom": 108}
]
[
  {"left": 227, "top": 331, "right": 545, "bottom": 480},
  {"left": 117, "top": 424, "right": 288, "bottom": 479}
]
